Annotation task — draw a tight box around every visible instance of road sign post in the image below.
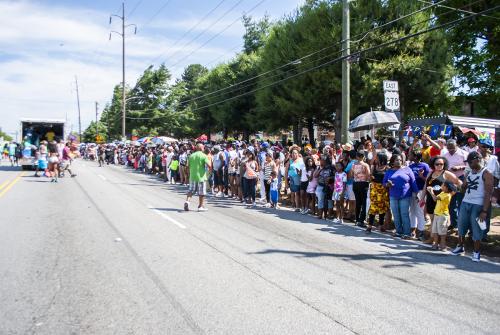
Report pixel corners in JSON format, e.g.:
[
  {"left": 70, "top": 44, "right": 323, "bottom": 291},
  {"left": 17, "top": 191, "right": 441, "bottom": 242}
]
[{"left": 383, "top": 80, "right": 400, "bottom": 112}]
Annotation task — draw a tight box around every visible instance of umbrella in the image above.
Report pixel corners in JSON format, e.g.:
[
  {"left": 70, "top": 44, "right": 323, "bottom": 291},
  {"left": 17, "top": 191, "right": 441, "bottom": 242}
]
[
  {"left": 156, "top": 136, "right": 178, "bottom": 144},
  {"left": 348, "top": 111, "right": 400, "bottom": 132},
  {"left": 137, "top": 136, "right": 152, "bottom": 143},
  {"left": 196, "top": 134, "right": 208, "bottom": 142},
  {"left": 151, "top": 137, "right": 164, "bottom": 144}
]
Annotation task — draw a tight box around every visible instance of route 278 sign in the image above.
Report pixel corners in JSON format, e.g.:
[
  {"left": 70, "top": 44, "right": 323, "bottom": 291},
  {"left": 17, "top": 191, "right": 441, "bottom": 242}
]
[{"left": 383, "top": 80, "right": 400, "bottom": 112}]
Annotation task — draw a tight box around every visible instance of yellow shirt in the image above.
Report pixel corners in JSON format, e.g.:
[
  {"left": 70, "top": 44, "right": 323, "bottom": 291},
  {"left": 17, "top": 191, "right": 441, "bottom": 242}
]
[
  {"left": 434, "top": 192, "right": 451, "bottom": 216},
  {"left": 46, "top": 131, "right": 55, "bottom": 141},
  {"left": 421, "top": 146, "right": 432, "bottom": 164}
]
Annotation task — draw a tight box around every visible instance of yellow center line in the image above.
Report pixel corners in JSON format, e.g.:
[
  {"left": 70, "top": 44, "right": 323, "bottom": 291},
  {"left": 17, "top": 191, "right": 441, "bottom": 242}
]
[
  {"left": 0, "top": 172, "right": 26, "bottom": 198},
  {"left": 0, "top": 179, "right": 11, "bottom": 191}
]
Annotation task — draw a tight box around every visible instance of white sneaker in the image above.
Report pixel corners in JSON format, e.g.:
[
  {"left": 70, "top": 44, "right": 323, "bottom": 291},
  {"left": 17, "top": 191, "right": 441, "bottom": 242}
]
[
  {"left": 471, "top": 252, "right": 480, "bottom": 262},
  {"left": 198, "top": 207, "right": 208, "bottom": 212},
  {"left": 215, "top": 192, "right": 223, "bottom": 198},
  {"left": 265, "top": 203, "right": 271, "bottom": 208}
]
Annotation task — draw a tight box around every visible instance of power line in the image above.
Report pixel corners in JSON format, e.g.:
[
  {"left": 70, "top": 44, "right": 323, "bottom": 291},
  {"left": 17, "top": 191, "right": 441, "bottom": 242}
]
[
  {"left": 204, "top": 43, "right": 242, "bottom": 67},
  {"left": 127, "top": 0, "right": 144, "bottom": 18},
  {"left": 160, "top": 0, "right": 245, "bottom": 66},
  {"left": 351, "top": 0, "right": 449, "bottom": 44},
  {"left": 147, "top": 0, "right": 228, "bottom": 66},
  {"left": 417, "top": 0, "right": 500, "bottom": 20},
  {"left": 178, "top": 0, "right": 453, "bottom": 105},
  {"left": 168, "top": 0, "right": 267, "bottom": 68},
  {"left": 182, "top": 48, "right": 345, "bottom": 107},
  {"left": 141, "top": 0, "right": 173, "bottom": 29},
  {"left": 187, "top": 5, "right": 499, "bottom": 113}
]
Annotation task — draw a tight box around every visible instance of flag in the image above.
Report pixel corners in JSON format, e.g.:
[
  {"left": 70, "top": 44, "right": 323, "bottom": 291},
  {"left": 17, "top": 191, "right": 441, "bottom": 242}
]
[
  {"left": 429, "top": 125, "right": 440, "bottom": 138},
  {"left": 413, "top": 126, "right": 422, "bottom": 137},
  {"left": 439, "top": 125, "right": 452, "bottom": 137}
]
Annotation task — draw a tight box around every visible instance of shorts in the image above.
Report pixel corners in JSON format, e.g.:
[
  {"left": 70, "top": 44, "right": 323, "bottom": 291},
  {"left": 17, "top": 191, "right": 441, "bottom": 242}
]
[
  {"left": 48, "top": 156, "right": 59, "bottom": 164},
  {"left": 214, "top": 169, "right": 224, "bottom": 186},
  {"left": 457, "top": 202, "right": 483, "bottom": 241},
  {"left": 345, "top": 184, "right": 355, "bottom": 201},
  {"left": 332, "top": 192, "right": 343, "bottom": 202},
  {"left": 431, "top": 214, "right": 449, "bottom": 235},
  {"left": 316, "top": 185, "right": 333, "bottom": 209},
  {"left": 289, "top": 175, "right": 300, "bottom": 193},
  {"left": 270, "top": 189, "right": 279, "bottom": 203},
  {"left": 300, "top": 181, "right": 308, "bottom": 191},
  {"left": 38, "top": 160, "right": 47, "bottom": 169},
  {"left": 189, "top": 181, "right": 207, "bottom": 196}
]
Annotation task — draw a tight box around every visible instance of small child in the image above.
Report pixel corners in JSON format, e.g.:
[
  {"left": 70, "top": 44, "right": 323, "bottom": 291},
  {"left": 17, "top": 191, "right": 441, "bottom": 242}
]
[
  {"left": 169, "top": 155, "right": 179, "bottom": 184},
  {"left": 427, "top": 181, "right": 456, "bottom": 250},
  {"left": 269, "top": 171, "right": 279, "bottom": 209},
  {"left": 333, "top": 162, "right": 346, "bottom": 224}
]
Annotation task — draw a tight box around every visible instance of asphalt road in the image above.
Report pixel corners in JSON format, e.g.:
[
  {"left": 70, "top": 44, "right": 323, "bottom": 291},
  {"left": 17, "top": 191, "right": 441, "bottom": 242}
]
[{"left": 1, "top": 159, "right": 499, "bottom": 335}]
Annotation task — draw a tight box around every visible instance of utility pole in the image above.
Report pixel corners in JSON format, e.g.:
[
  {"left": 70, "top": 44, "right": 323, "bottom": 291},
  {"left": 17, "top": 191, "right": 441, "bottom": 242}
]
[
  {"left": 341, "top": 0, "right": 350, "bottom": 144},
  {"left": 110, "top": 2, "right": 137, "bottom": 141},
  {"left": 75, "top": 75, "right": 82, "bottom": 143},
  {"left": 95, "top": 102, "right": 99, "bottom": 140}
]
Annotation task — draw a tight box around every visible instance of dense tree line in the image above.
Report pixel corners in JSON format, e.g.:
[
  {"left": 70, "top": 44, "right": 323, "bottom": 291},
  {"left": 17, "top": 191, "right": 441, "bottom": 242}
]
[{"left": 87, "top": 0, "right": 498, "bottom": 143}]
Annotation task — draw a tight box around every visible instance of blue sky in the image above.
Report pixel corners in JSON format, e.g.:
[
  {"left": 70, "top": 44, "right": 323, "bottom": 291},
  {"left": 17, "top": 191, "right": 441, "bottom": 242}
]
[{"left": 0, "top": 0, "right": 303, "bottom": 137}]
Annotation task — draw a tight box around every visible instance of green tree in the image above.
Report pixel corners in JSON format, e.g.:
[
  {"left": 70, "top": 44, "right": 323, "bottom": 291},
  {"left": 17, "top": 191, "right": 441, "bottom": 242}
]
[
  {"left": 99, "top": 86, "right": 126, "bottom": 140},
  {"left": 0, "top": 129, "right": 13, "bottom": 141},
  {"left": 434, "top": 0, "right": 499, "bottom": 116},
  {"left": 82, "top": 121, "right": 108, "bottom": 143},
  {"left": 242, "top": 14, "right": 271, "bottom": 54},
  {"left": 127, "top": 64, "right": 171, "bottom": 136},
  {"left": 166, "top": 64, "right": 209, "bottom": 138}
]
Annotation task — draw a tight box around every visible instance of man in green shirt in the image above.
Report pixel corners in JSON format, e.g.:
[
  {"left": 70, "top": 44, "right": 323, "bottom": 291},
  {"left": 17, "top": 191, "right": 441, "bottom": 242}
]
[{"left": 184, "top": 143, "right": 211, "bottom": 212}]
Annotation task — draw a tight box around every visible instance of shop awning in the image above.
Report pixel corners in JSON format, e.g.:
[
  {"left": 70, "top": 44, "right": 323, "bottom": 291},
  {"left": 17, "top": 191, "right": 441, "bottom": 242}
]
[
  {"left": 446, "top": 115, "right": 500, "bottom": 129},
  {"left": 407, "top": 115, "right": 500, "bottom": 129}
]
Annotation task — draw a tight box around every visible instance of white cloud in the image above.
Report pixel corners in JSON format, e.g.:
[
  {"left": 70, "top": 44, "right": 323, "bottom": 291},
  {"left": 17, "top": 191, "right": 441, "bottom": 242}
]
[{"left": 0, "top": 1, "right": 235, "bottom": 134}]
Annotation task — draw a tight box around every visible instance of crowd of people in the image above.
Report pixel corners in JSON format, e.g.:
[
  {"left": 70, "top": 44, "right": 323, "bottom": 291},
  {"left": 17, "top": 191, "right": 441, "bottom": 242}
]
[
  {"left": 102, "top": 133, "right": 499, "bottom": 263},
  {"left": 1, "top": 139, "right": 78, "bottom": 182},
  {"left": 2, "top": 141, "right": 22, "bottom": 166}
]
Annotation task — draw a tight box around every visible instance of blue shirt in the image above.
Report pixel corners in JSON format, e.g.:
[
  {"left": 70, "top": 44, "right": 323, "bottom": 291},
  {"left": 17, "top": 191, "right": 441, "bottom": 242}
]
[
  {"left": 383, "top": 167, "right": 419, "bottom": 199},
  {"left": 345, "top": 160, "right": 357, "bottom": 185},
  {"left": 409, "top": 162, "right": 430, "bottom": 191}
]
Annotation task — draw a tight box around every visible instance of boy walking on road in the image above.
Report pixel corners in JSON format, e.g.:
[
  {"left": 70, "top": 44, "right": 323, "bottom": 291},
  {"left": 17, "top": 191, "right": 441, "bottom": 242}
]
[{"left": 184, "top": 143, "right": 212, "bottom": 212}]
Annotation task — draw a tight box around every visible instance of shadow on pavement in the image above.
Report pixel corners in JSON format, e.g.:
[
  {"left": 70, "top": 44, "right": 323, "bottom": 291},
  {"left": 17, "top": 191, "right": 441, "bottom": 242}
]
[
  {"left": 117, "top": 166, "right": 500, "bottom": 271},
  {"left": 0, "top": 165, "right": 22, "bottom": 171},
  {"left": 249, "top": 246, "right": 500, "bottom": 274}
]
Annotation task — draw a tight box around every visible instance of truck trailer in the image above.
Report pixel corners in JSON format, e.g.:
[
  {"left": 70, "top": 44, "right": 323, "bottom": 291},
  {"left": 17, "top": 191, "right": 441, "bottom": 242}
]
[{"left": 19, "top": 118, "right": 66, "bottom": 169}]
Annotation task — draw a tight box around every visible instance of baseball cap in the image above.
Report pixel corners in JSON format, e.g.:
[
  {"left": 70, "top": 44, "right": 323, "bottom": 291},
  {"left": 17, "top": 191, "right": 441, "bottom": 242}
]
[
  {"left": 466, "top": 151, "right": 482, "bottom": 163},
  {"left": 467, "top": 137, "right": 476, "bottom": 143}
]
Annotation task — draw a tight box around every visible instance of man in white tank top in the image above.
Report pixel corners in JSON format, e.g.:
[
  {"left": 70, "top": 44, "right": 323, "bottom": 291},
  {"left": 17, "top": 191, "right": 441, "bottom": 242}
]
[{"left": 452, "top": 151, "right": 494, "bottom": 262}]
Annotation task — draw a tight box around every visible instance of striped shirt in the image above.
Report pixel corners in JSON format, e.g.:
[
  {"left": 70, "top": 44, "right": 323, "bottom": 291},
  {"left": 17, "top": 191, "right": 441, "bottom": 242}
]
[{"left": 264, "top": 161, "right": 275, "bottom": 181}]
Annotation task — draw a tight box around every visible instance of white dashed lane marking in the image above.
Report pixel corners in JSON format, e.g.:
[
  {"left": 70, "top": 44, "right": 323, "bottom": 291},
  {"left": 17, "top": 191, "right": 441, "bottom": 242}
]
[{"left": 147, "top": 205, "right": 187, "bottom": 229}]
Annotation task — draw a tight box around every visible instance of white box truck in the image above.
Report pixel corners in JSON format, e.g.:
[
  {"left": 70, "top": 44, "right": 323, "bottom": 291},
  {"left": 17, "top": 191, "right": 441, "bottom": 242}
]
[{"left": 19, "top": 118, "right": 66, "bottom": 169}]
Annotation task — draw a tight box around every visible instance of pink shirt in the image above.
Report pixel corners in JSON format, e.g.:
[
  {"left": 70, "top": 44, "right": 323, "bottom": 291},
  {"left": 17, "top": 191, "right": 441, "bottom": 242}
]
[{"left": 443, "top": 148, "right": 467, "bottom": 178}]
